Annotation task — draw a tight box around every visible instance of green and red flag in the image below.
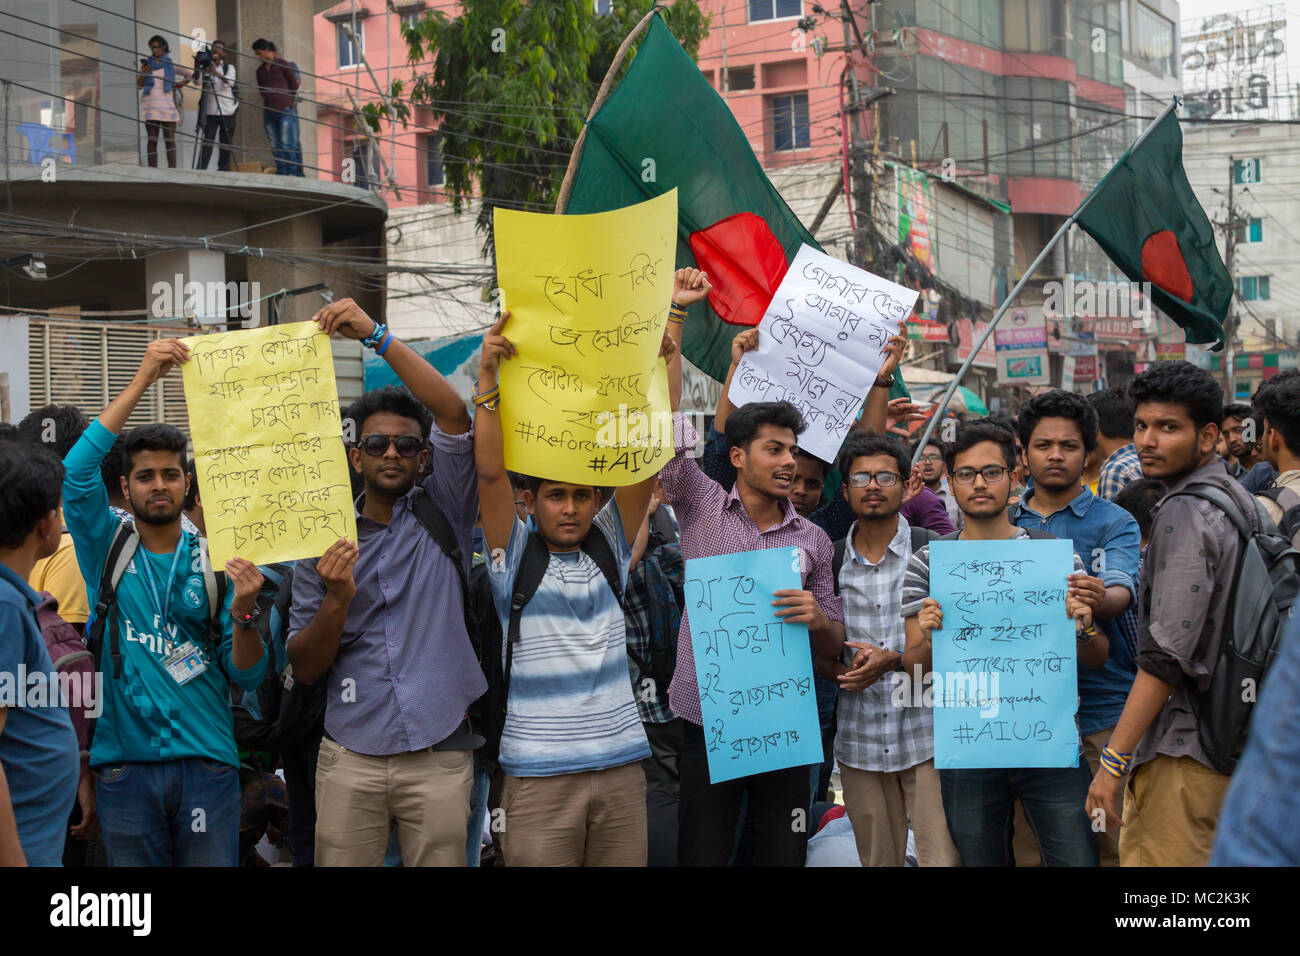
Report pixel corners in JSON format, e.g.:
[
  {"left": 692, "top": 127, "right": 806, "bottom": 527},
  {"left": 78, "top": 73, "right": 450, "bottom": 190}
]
[
  {"left": 565, "top": 15, "right": 879, "bottom": 388},
  {"left": 1074, "top": 108, "right": 1231, "bottom": 347}
]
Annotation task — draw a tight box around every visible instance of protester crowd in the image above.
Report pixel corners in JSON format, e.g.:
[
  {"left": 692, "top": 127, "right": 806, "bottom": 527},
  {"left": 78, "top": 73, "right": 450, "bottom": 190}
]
[{"left": 2, "top": 268, "right": 1297, "bottom": 867}]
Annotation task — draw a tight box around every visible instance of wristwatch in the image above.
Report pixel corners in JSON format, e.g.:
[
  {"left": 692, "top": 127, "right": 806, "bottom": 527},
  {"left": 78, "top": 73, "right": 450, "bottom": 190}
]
[
  {"left": 875, "top": 373, "right": 896, "bottom": 388},
  {"left": 234, "top": 604, "right": 263, "bottom": 629}
]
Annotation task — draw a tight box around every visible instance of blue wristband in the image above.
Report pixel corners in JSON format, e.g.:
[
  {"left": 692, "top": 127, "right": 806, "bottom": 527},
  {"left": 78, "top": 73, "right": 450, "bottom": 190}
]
[
  {"left": 362, "top": 322, "right": 387, "bottom": 350},
  {"left": 376, "top": 330, "right": 394, "bottom": 356}
]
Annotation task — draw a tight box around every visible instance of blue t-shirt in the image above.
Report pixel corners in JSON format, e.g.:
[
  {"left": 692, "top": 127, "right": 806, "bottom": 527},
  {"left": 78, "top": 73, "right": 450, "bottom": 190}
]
[
  {"left": 0, "top": 565, "right": 80, "bottom": 866},
  {"left": 1013, "top": 486, "right": 1141, "bottom": 735},
  {"left": 63, "top": 421, "right": 268, "bottom": 768},
  {"left": 488, "top": 500, "right": 650, "bottom": 777}
]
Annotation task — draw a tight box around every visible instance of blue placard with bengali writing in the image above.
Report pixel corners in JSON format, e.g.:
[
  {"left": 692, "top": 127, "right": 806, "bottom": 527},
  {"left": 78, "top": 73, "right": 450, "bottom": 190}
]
[
  {"left": 686, "top": 546, "right": 824, "bottom": 783},
  {"left": 928, "top": 539, "right": 1079, "bottom": 769}
]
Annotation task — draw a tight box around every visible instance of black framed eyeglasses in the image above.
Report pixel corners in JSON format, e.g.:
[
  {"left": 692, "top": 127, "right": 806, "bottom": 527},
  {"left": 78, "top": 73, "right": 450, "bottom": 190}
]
[
  {"left": 359, "top": 434, "right": 424, "bottom": 458},
  {"left": 951, "top": 465, "right": 1008, "bottom": 485},
  {"left": 847, "top": 471, "right": 901, "bottom": 488},
  {"left": 917, "top": 453, "right": 942, "bottom": 463}
]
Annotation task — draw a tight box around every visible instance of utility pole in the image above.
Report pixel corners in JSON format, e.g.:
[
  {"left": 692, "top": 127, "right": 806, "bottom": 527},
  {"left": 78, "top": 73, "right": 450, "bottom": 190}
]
[
  {"left": 1225, "top": 153, "right": 1237, "bottom": 399},
  {"left": 840, "top": 1, "right": 870, "bottom": 268}
]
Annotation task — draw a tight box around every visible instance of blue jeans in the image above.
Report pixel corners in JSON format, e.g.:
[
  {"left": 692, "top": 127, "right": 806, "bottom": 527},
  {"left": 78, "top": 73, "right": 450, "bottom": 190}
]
[
  {"left": 96, "top": 758, "right": 241, "bottom": 866},
  {"left": 466, "top": 765, "right": 490, "bottom": 867},
  {"left": 288, "top": 107, "right": 304, "bottom": 177},
  {"left": 939, "top": 757, "right": 1099, "bottom": 866},
  {"left": 262, "top": 108, "right": 300, "bottom": 176}
]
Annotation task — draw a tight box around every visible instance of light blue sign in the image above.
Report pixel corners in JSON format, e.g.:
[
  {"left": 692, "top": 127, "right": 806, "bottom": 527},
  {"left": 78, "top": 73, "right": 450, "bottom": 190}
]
[
  {"left": 929, "top": 539, "right": 1079, "bottom": 769},
  {"left": 687, "top": 546, "right": 823, "bottom": 783}
]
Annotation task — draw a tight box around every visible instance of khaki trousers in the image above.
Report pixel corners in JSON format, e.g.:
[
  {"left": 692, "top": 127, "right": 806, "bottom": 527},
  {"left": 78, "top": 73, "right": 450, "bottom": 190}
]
[
  {"left": 1120, "top": 754, "right": 1231, "bottom": 867},
  {"left": 840, "top": 759, "right": 959, "bottom": 867},
  {"left": 1013, "top": 727, "right": 1122, "bottom": 867},
  {"left": 314, "top": 736, "right": 473, "bottom": 866},
  {"left": 499, "top": 761, "right": 647, "bottom": 867}
]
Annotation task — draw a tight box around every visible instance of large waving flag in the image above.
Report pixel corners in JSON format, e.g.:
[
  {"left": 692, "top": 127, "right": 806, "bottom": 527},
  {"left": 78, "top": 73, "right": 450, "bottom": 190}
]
[
  {"left": 564, "top": 15, "right": 829, "bottom": 383},
  {"left": 1074, "top": 108, "right": 1231, "bottom": 347}
]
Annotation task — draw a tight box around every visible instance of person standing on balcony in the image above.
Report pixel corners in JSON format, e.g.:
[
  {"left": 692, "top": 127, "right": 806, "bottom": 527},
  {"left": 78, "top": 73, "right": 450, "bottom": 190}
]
[
  {"left": 252, "top": 39, "right": 302, "bottom": 176},
  {"left": 138, "top": 35, "right": 191, "bottom": 169}
]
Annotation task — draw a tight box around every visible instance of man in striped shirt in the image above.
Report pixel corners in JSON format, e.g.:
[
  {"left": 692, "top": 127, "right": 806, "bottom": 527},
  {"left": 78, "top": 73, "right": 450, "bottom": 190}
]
[{"left": 473, "top": 304, "right": 674, "bottom": 866}]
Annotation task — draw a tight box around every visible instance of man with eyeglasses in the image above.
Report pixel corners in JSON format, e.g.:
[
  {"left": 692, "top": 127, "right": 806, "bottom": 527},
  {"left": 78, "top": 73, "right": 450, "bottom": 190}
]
[
  {"left": 913, "top": 437, "right": 959, "bottom": 527},
  {"left": 824, "top": 433, "right": 960, "bottom": 866},
  {"left": 901, "top": 419, "right": 1107, "bottom": 866},
  {"left": 285, "top": 298, "right": 486, "bottom": 866}
]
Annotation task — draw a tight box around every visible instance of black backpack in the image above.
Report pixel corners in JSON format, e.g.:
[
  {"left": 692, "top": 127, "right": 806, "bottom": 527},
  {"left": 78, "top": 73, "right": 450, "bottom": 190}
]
[
  {"left": 831, "top": 524, "right": 936, "bottom": 594},
  {"left": 1164, "top": 478, "right": 1300, "bottom": 775},
  {"left": 1257, "top": 486, "right": 1300, "bottom": 549},
  {"left": 230, "top": 561, "right": 326, "bottom": 758}
]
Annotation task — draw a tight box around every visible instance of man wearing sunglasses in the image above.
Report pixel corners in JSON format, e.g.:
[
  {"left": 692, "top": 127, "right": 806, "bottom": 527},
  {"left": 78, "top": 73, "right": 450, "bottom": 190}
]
[
  {"left": 901, "top": 419, "right": 1108, "bottom": 866},
  {"left": 286, "top": 298, "right": 485, "bottom": 867},
  {"left": 824, "top": 433, "right": 959, "bottom": 867}
]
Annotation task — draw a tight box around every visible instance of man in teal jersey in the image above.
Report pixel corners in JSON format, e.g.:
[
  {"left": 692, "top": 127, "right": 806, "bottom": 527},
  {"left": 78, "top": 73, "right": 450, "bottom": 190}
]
[{"left": 63, "top": 338, "right": 268, "bottom": 866}]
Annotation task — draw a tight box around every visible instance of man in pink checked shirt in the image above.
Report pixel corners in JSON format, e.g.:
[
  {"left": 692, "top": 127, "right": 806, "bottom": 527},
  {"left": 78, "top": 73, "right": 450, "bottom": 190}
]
[{"left": 660, "top": 269, "right": 846, "bottom": 867}]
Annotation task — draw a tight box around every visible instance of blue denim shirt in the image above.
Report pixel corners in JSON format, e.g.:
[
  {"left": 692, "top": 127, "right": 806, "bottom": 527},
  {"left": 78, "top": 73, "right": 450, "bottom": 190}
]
[{"left": 1013, "top": 486, "right": 1141, "bottom": 735}]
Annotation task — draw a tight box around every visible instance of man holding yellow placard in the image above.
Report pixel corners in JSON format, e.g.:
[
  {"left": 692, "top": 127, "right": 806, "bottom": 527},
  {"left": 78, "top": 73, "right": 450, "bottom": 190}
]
[
  {"left": 286, "top": 298, "right": 487, "bottom": 868},
  {"left": 61, "top": 339, "right": 269, "bottom": 866},
  {"left": 473, "top": 294, "right": 685, "bottom": 866}
]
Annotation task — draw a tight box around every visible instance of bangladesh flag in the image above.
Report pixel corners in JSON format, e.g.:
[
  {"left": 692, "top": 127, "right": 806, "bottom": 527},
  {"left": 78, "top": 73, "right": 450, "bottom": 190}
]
[
  {"left": 566, "top": 14, "right": 907, "bottom": 396},
  {"left": 1074, "top": 109, "right": 1231, "bottom": 347}
]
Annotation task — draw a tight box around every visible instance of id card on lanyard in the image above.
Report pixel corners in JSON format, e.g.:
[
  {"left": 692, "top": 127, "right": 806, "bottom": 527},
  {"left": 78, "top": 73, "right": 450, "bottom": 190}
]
[{"left": 135, "top": 534, "right": 186, "bottom": 632}]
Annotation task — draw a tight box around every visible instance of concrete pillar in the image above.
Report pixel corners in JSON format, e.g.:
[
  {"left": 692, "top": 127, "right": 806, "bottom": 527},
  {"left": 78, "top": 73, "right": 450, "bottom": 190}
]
[{"left": 145, "top": 249, "right": 230, "bottom": 324}]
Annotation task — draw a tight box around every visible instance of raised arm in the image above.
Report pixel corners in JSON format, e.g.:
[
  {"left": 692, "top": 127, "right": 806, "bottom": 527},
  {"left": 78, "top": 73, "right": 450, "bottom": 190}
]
[
  {"left": 856, "top": 332, "right": 908, "bottom": 436},
  {"left": 714, "top": 328, "right": 759, "bottom": 434},
  {"left": 316, "top": 298, "right": 471, "bottom": 435},
  {"left": 667, "top": 268, "right": 710, "bottom": 415},
  {"left": 614, "top": 330, "right": 680, "bottom": 546},
  {"left": 99, "top": 338, "right": 189, "bottom": 436},
  {"left": 474, "top": 312, "right": 517, "bottom": 556}
]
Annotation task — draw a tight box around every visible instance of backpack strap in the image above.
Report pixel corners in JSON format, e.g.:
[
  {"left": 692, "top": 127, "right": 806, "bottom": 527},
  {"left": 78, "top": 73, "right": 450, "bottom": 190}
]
[
  {"left": 1169, "top": 480, "right": 1259, "bottom": 541},
  {"left": 198, "top": 536, "right": 232, "bottom": 680},
  {"left": 506, "top": 533, "right": 552, "bottom": 699},
  {"left": 909, "top": 526, "right": 937, "bottom": 552},
  {"left": 579, "top": 523, "right": 623, "bottom": 607},
  {"left": 87, "top": 523, "right": 140, "bottom": 681},
  {"left": 409, "top": 487, "right": 470, "bottom": 615}
]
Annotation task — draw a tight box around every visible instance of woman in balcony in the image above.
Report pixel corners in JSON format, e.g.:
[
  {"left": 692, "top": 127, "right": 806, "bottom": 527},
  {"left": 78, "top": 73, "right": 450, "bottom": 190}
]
[{"left": 138, "top": 35, "right": 192, "bottom": 169}]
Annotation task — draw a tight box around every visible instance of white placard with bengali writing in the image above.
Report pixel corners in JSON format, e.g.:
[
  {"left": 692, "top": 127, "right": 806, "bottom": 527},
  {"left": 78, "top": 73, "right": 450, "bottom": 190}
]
[{"left": 726, "top": 244, "right": 918, "bottom": 463}]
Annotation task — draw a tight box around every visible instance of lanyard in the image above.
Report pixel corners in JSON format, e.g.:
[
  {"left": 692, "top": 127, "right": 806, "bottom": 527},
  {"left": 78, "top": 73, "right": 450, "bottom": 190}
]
[{"left": 135, "top": 534, "right": 187, "bottom": 625}]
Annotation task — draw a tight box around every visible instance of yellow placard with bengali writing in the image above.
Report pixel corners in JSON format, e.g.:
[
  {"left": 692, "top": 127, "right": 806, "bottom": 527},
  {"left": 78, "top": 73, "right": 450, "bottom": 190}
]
[
  {"left": 493, "top": 189, "right": 677, "bottom": 487},
  {"left": 179, "top": 321, "right": 357, "bottom": 570}
]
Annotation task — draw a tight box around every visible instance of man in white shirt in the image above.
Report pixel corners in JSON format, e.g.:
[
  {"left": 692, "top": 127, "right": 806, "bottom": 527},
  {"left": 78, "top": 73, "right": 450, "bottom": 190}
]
[{"left": 197, "top": 40, "right": 237, "bottom": 171}]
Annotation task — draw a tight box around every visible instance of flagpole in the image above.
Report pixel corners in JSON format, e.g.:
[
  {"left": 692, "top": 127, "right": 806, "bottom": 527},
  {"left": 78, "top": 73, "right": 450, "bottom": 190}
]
[{"left": 908, "top": 96, "right": 1182, "bottom": 468}]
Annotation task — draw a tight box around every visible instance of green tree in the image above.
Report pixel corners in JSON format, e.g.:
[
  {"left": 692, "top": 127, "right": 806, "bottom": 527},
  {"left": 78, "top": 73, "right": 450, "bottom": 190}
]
[{"left": 372, "top": 1, "right": 708, "bottom": 258}]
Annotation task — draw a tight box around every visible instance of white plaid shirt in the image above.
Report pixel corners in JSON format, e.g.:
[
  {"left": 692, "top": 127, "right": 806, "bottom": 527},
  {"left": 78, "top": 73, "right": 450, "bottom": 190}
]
[{"left": 833, "top": 515, "right": 933, "bottom": 773}]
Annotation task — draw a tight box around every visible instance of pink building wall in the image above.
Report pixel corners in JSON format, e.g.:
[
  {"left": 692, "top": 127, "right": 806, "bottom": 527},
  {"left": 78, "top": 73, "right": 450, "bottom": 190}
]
[{"left": 312, "top": 1, "right": 850, "bottom": 207}]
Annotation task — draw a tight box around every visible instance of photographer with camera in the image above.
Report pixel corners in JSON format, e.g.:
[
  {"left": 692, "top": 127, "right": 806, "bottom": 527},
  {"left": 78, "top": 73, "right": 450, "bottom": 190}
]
[{"left": 195, "top": 40, "right": 238, "bottom": 172}]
